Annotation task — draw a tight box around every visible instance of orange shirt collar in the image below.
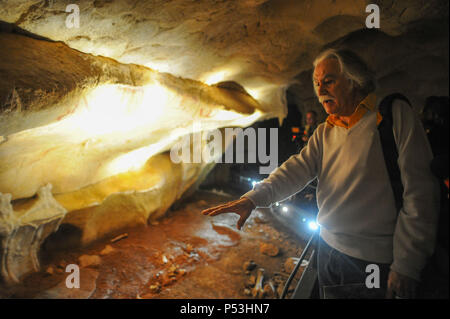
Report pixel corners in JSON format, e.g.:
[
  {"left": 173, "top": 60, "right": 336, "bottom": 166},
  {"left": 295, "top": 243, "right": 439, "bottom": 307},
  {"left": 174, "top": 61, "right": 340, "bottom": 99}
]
[{"left": 326, "top": 93, "right": 381, "bottom": 129}]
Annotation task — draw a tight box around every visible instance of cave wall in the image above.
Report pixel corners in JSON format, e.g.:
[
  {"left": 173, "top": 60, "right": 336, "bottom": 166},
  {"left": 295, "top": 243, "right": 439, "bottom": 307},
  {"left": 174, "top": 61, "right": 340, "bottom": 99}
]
[{"left": 0, "top": 30, "right": 263, "bottom": 283}]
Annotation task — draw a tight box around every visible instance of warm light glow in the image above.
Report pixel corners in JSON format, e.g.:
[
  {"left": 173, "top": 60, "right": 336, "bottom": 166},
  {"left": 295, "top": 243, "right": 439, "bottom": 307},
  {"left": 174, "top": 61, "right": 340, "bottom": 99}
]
[
  {"left": 201, "top": 67, "right": 239, "bottom": 85},
  {"left": 0, "top": 75, "right": 266, "bottom": 199},
  {"left": 203, "top": 71, "right": 228, "bottom": 85},
  {"left": 145, "top": 61, "right": 171, "bottom": 73},
  {"left": 106, "top": 140, "right": 170, "bottom": 174},
  {"left": 246, "top": 87, "right": 262, "bottom": 100},
  {"left": 223, "top": 110, "right": 263, "bottom": 126},
  {"left": 70, "top": 83, "right": 170, "bottom": 136}
]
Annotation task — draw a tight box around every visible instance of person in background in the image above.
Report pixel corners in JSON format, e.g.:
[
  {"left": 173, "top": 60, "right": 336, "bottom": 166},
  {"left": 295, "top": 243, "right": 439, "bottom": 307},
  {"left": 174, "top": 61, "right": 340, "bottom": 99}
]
[{"left": 301, "top": 110, "right": 318, "bottom": 145}]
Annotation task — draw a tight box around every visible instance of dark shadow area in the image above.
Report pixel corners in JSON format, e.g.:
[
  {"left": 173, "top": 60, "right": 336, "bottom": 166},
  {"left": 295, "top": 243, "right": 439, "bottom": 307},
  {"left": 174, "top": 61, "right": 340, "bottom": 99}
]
[
  {"left": 40, "top": 224, "right": 83, "bottom": 260},
  {"left": 0, "top": 20, "right": 56, "bottom": 42}
]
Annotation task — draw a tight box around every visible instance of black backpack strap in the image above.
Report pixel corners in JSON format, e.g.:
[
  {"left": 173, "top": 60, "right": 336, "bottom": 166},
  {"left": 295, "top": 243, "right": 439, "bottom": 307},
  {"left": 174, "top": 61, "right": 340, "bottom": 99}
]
[{"left": 377, "top": 93, "right": 411, "bottom": 213}]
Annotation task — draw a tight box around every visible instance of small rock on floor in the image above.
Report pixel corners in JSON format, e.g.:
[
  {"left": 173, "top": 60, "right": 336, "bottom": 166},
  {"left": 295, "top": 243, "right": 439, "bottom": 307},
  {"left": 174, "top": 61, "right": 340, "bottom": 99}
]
[
  {"left": 100, "top": 245, "right": 115, "bottom": 256},
  {"left": 79, "top": 255, "right": 101, "bottom": 268},
  {"left": 259, "top": 242, "right": 280, "bottom": 257}
]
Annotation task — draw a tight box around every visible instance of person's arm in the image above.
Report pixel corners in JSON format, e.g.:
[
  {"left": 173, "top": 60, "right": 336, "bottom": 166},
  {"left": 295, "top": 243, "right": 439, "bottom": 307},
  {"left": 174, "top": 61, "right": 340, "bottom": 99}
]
[
  {"left": 390, "top": 100, "right": 440, "bottom": 283},
  {"left": 241, "top": 125, "right": 322, "bottom": 208},
  {"left": 202, "top": 125, "right": 322, "bottom": 230}
]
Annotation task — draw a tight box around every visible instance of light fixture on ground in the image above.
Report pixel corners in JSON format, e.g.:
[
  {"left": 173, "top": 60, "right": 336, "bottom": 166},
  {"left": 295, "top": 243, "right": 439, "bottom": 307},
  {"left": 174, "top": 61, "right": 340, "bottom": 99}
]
[{"left": 308, "top": 221, "right": 318, "bottom": 231}]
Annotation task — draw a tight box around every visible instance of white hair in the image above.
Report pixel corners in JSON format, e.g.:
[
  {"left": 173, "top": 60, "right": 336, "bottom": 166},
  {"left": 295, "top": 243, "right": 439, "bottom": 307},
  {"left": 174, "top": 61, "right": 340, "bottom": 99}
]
[{"left": 313, "top": 48, "right": 376, "bottom": 95}]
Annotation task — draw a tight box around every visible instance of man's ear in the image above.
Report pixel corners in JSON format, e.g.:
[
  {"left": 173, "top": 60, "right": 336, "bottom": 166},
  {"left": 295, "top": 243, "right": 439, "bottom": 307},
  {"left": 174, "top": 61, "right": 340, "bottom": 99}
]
[{"left": 348, "top": 80, "right": 363, "bottom": 96}]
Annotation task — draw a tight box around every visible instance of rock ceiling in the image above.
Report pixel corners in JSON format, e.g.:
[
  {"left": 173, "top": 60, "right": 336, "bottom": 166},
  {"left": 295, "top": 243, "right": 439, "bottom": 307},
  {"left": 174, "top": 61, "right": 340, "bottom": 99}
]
[{"left": 1, "top": 0, "right": 448, "bottom": 113}]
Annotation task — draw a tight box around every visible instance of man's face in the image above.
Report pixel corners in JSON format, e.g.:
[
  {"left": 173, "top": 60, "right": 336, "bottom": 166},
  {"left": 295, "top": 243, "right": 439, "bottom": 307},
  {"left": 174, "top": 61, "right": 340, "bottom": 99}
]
[
  {"left": 313, "top": 58, "right": 354, "bottom": 116},
  {"left": 306, "top": 112, "right": 316, "bottom": 126}
]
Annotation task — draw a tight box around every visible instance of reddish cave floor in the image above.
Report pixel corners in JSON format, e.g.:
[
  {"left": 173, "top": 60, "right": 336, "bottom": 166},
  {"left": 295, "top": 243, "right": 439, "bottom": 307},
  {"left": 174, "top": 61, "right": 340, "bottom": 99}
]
[{"left": 0, "top": 191, "right": 307, "bottom": 299}]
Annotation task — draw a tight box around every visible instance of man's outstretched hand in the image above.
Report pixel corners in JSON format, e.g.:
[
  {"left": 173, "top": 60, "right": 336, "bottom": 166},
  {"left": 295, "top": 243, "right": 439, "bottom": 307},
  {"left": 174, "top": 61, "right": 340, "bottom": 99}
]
[{"left": 201, "top": 197, "right": 256, "bottom": 230}]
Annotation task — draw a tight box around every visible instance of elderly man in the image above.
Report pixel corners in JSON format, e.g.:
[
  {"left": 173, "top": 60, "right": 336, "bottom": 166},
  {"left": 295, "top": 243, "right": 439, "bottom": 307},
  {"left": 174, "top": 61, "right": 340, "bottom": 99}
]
[{"left": 202, "top": 49, "right": 439, "bottom": 299}]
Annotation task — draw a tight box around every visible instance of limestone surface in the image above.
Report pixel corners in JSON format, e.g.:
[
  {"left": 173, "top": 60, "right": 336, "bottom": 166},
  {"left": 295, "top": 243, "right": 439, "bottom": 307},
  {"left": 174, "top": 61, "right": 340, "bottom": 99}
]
[{"left": 0, "top": 184, "right": 67, "bottom": 284}]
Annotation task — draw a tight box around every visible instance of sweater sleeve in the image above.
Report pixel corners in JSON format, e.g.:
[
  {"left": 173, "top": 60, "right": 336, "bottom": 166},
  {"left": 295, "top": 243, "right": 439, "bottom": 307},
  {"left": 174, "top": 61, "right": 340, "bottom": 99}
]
[
  {"left": 390, "top": 100, "right": 440, "bottom": 281},
  {"left": 241, "top": 125, "right": 322, "bottom": 208}
]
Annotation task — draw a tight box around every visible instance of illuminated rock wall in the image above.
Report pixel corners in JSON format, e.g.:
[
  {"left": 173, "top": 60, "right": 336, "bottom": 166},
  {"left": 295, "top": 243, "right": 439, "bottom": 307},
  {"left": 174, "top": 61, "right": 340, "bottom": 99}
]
[
  {"left": 0, "top": 184, "right": 67, "bottom": 284},
  {"left": 0, "top": 32, "right": 264, "bottom": 283}
]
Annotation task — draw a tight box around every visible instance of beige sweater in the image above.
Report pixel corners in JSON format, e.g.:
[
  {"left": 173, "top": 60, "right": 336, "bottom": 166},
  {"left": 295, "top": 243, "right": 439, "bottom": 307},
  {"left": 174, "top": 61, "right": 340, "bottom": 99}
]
[{"left": 242, "top": 99, "right": 440, "bottom": 281}]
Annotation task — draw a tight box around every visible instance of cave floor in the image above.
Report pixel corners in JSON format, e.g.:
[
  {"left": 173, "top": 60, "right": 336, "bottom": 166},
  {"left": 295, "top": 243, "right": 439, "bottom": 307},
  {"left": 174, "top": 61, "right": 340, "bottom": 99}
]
[{"left": 1, "top": 190, "right": 307, "bottom": 299}]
